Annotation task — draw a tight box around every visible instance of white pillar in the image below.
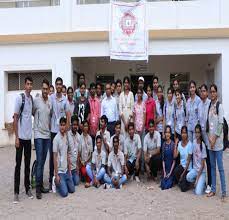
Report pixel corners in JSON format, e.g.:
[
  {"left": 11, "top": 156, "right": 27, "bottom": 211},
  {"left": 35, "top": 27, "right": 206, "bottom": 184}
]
[{"left": 0, "top": 69, "right": 5, "bottom": 129}]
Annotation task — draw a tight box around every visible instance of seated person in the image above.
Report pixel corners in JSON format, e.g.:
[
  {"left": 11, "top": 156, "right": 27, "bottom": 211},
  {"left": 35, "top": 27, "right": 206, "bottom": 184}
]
[
  {"left": 53, "top": 117, "right": 75, "bottom": 198},
  {"left": 79, "top": 120, "right": 93, "bottom": 187},
  {"left": 86, "top": 135, "right": 106, "bottom": 188},
  {"left": 125, "top": 122, "right": 142, "bottom": 183},
  {"left": 144, "top": 119, "right": 162, "bottom": 180},
  {"left": 68, "top": 115, "right": 81, "bottom": 186},
  {"left": 104, "top": 136, "right": 127, "bottom": 189}
]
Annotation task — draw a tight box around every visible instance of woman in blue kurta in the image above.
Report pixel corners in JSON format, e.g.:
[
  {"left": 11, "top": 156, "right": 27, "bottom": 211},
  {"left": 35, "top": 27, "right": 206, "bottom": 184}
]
[{"left": 161, "top": 125, "right": 176, "bottom": 190}]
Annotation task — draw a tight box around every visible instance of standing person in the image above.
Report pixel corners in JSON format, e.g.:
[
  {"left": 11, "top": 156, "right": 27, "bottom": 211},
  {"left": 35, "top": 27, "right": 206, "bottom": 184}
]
[
  {"left": 206, "top": 84, "right": 226, "bottom": 201},
  {"left": 86, "top": 135, "right": 106, "bottom": 188},
  {"left": 13, "top": 76, "right": 34, "bottom": 203},
  {"left": 101, "top": 83, "right": 119, "bottom": 136},
  {"left": 79, "top": 120, "right": 93, "bottom": 187},
  {"left": 104, "top": 136, "right": 127, "bottom": 189},
  {"left": 125, "top": 122, "right": 142, "bottom": 182},
  {"left": 74, "top": 83, "right": 91, "bottom": 133},
  {"left": 172, "top": 79, "right": 186, "bottom": 105},
  {"left": 174, "top": 89, "right": 186, "bottom": 141},
  {"left": 134, "top": 76, "right": 147, "bottom": 102},
  {"left": 144, "top": 120, "right": 161, "bottom": 180},
  {"left": 49, "top": 77, "right": 70, "bottom": 191},
  {"left": 74, "top": 73, "right": 89, "bottom": 100},
  {"left": 174, "top": 126, "right": 193, "bottom": 192},
  {"left": 68, "top": 115, "right": 81, "bottom": 186},
  {"left": 186, "top": 124, "right": 207, "bottom": 195},
  {"left": 62, "top": 85, "right": 67, "bottom": 97},
  {"left": 152, "top": 76, "right": 159, "bottom": 101},
  {"left": 96, "top": 82, "right": 103, "bottom": 103},
  {"left": 119, "top": 76, "right": 134, "bottom": 137},
  {"left": 111, "top": 81, "right": 116, "bottom": 97},
  {"left": 161, "top": 125, "right": 176, "bottom": 190},
  {"left": 186, "top": 80, "right": 201, "bottom": 142},
  {"left": 163, "top": 87, "right": 175, "bottom": 141},
  {"left": 33, "top": 79, "right": 51, "bottom": 199},
  {"left": 145, "top": 85, "right": 156, "bottom": 133},
  {"left": 198, "top": 84, "right": 212, "bottom": 194},
  {"left": 133, "top": 88, "right": 146, "bottom": 140},
  {"left": 49, "top": 85, "right": 55, "bottom": 96},
  {"left": 95, "top": 115, "right": 111, "bottom": 156},
  {"left": 53, "top": 117, "right": 75, "bottom": 198},
  {"left": 89, "top": 83, "right": 101, "bottom": 144},
  {"left": 155, "top": 85, "right": 164, "bottom": 140},
  {"left": 115, "top": 79, "right": 122, "bottom": 117},
  {"left": 66, "top": 86, "right": 75, "bottom": 117}
]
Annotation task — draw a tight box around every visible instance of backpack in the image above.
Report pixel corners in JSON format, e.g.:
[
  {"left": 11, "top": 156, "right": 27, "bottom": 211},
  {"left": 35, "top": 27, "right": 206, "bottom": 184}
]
[
  {"left": 18, "top": 93, "right": 33, "bottom": 122},
  {"left": 206, "top": 101, "right": 228, "bottom": 151},
  {"left": 31, "top": 160, "right": 37, "bottom": 189}
]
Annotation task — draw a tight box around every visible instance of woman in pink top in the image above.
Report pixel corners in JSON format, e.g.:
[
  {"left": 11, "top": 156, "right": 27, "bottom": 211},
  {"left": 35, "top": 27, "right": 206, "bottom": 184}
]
[
  {"left": 133, "top": 88, "right": 146, "bottom": 136},
  {"left": 145, "top": 85, "right": 156, "bottom": 132}
]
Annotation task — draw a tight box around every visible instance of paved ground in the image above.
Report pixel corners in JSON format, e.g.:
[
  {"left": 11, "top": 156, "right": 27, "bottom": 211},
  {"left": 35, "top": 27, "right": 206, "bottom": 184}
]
[{"left": 0, "top": 146, "right": 228, "bottom": 220}]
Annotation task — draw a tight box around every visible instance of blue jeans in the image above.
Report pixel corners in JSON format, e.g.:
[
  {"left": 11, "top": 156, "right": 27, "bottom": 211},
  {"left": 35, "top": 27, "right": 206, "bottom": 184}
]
[
  {"left": 209, "top": 150, "right": 226, "bottom": 196},
  {"left": 56, "top": 172, "right": 75, "bottom": 197},
  {"left": 104, "top": 173, "right": 127, "bottom": 188},
  {"left": 86, "top": 164, "right": 105, "bottom": 183},
  {"left": 71, "top": 169, "right": 80, "bottom": 186},
  {"left": 34, "top": 138, "right": 50, "bottom": 189},
  {"left": 186, "top": 169, "right": 206, "bottom": 195}
]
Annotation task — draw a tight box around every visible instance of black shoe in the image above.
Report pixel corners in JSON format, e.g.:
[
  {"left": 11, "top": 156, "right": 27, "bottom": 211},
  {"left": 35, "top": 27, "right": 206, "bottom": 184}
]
[
  {"left": 41, "top": 186, "right": 49, "bottom": 194},
  {"left": 36, "top": 191, "right": 42, "bottom": 200}
]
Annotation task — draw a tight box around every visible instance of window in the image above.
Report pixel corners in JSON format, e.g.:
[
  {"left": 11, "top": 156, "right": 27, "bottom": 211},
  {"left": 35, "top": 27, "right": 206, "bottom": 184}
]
[
  {"left": 170, "top": 72, "right": 190, "bottom": 98},
  {"left": 8, "top": 71, "right": 52, "bottom": 91}
]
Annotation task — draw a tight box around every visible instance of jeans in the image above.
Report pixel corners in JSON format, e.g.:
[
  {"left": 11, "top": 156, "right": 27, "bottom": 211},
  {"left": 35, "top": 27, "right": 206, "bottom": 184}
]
[
  {"left": 186, "top": 169, "right": 206, "bottom": 195},
  {"left": 56, "top": 172, "right": 75, "bottom": 197},
  {"left": 209, "top": 150, "right": 226, "bottom": 196},
  {"left": 71, "top": 169, "right": 80, "bottom": 186},
  {"left": 86, "top": 164, "right": 106, "bottom": 183},
  {"left": 14, "top": 139, "right": 32, "bottom": 194},
  {"left": 104, "top": 173, "right": 127, "bottom": 188},
  {"left": 34, "top": 138, "right": 50, "bottom": 190},
  {"left": 49, "top": 132, "right": 57, "bottom": 184}
]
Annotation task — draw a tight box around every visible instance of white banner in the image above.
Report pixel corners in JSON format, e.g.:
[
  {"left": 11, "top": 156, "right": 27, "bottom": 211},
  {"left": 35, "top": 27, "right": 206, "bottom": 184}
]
[{"left": 110, "top": 0, "right": 148, "bottom": 61}]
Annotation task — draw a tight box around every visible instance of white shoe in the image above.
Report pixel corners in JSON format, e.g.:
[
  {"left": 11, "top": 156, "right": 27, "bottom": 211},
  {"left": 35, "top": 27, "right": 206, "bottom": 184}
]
[
  {"left": 130, "top": 175, "right": 134, "bottom": 181},
  {"left": 135, "top": 176, "right": 140, "bottom": 183},
  {"left": 103, "top": 183, "right": 111, "bottom": 189},
  {"left": 119, "top": 184, "right": 123, "bottom": 189},
  {"left": 205, "top": 185, "right": 211, "bottom": 194}
]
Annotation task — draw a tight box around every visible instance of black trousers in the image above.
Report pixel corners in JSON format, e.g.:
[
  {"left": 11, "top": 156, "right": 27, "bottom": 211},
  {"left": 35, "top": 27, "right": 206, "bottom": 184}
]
[
  {"left": 107, "top": 121, "right": 116, "bottom": 137},
  {"left": 49, "top": 132, "right": 57, "bottom": 184},
  {"left": 14, "top": 139, "right": 32, "bottom": 194},
  {"left": 149, "top": 154, "right": 162, "bottom": 177},
  {"left": 174, "top": 164, "right": 186, "bottom": 183},
  {"left": 126, "top": 159, "right": 140, "bottom": 177},
  {"left": 206, "top": 148, "right": 212, "bottom": 186}
]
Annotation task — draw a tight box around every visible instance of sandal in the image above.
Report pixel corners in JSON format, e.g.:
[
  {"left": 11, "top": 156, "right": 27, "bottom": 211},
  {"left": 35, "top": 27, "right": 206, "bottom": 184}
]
[{"left": 207, "top": 192, "right": 216, "bottom": 197}]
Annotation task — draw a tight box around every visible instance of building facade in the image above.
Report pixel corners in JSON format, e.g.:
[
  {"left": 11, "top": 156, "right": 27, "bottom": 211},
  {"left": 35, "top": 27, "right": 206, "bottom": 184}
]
[{"left": 0, "top": 0, "right": 229, "bottom": 145}]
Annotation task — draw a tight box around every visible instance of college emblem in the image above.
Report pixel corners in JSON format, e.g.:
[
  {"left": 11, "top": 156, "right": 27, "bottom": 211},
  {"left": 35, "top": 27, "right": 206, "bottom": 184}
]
[{"left": 119, "top": 11, "right": 137, "bottom": 36}]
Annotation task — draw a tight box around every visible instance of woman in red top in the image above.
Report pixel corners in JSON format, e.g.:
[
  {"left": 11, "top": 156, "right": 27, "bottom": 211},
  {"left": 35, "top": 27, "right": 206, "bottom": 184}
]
[{"left": 145, "top": 85, "right": 156, "bottom": 132}]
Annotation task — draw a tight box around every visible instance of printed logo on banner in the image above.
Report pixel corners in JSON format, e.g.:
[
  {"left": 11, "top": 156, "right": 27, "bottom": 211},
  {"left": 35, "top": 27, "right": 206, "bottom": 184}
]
[{"left": 119, "top": 12, "right": 137, "bottom": 36}]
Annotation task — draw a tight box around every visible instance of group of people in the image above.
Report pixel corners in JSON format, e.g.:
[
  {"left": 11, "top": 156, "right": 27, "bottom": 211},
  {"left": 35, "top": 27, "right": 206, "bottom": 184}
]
[{"left": 13, "top": 73, "right": 227, "bottom": 203}]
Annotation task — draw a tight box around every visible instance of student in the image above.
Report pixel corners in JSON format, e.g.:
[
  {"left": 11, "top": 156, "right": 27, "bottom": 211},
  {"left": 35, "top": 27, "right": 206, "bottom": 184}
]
[
  {"left": 152, "top": 76, "right": 159, "bottom": 101},
  {"left": 145, "top": 85, "right": 156, "bottom": 133},
  {"left": 86, "top": 135, "right": 106, "bottom": 188},
  {"left": 186, "top": 80, "right": 201, "bottom": 142},
  {"left": 134, "top": 76, "right": 147, "bottom": 102},
  {"left": 198, "top": 84, "right": 212, "bottom": 194},
  {"left": 74, "top": 73, "right": 89, "bottom": 100},
  {"left": 110, "top": 120, "right": 125, "bottom": 154},
  {"left": 163, "top": 87, "right": 175, "bottom": 140},
  {"left": 125, "top": 122, "right": 142, "bottom": 182},
  {"left": 95, "top": 115, "right": 111, "bottom": 156},
  {"left": 96, "top": 82, "right": 103, "bottom": 103},
  {"left": 133, "top": 88, "right": 146, "bottom": 139},
  {"left": 186, "top": 124, "right": 207, "bottom": 195},
  {"left": 79, "top": 120, "right": 93, "bottom": 186},
  {"left": 88, "top": 83, "right": 101, "bottom": 144},
  {"left": 101, "top": 83, "right": 119, "bottom": 136},
  {"left": 161, "top": 125, "right": 176, "bottom": 190},
  {"left": 206, "top": 84, "right": 226, "bottom": 201},
  {"left": 13, "top": 76, "right": 34, "bottom": 203},
  {"left": 144, "top": 120, "right": 161, "bottom": 180},
  {"left": 119, "top": 76, "right": 134, "bottom": 137},
  {"left": 115, "top": 79, "right": 122, "bottom": 117},
  {"left": 74, "top": 83, "right": 91, "bottom": 133},
  {"left": 111, "top": 81, "right": 116, "bottom": 97},
  {"left": 62, "top": 85, "right": 67, "bottom": 97},
  {"left": 50, "top": 77, "right": 70, "bottom": 190},
  {"left": 33, "top": 79, "right": 52, "bottom": 199},
  {"left": 104, "top": 136, "right": 127, "bottom": 189},
  {"left": 68, "top": 115, "right": 81, "bottom": 186},
  {"left": 53, "top": 117, "right": 75, "bottom": 198},
  {"left": 49, "top": 85, "right": 55, "bottom": 96},
  {"left": 174, "top": 126, "right": 193, "bottom": 192},
  {"left": 172, "top": 79, "right": 186, "bottom": 105},
  {"left": 155, "top": 85, "right": 164, "bottom": 139},
  {"left": 66, "top": 86, "right": 75, "bottom": 117},
  {"left": 174, "top": 89, "right": 186, "bottom": 141}
]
